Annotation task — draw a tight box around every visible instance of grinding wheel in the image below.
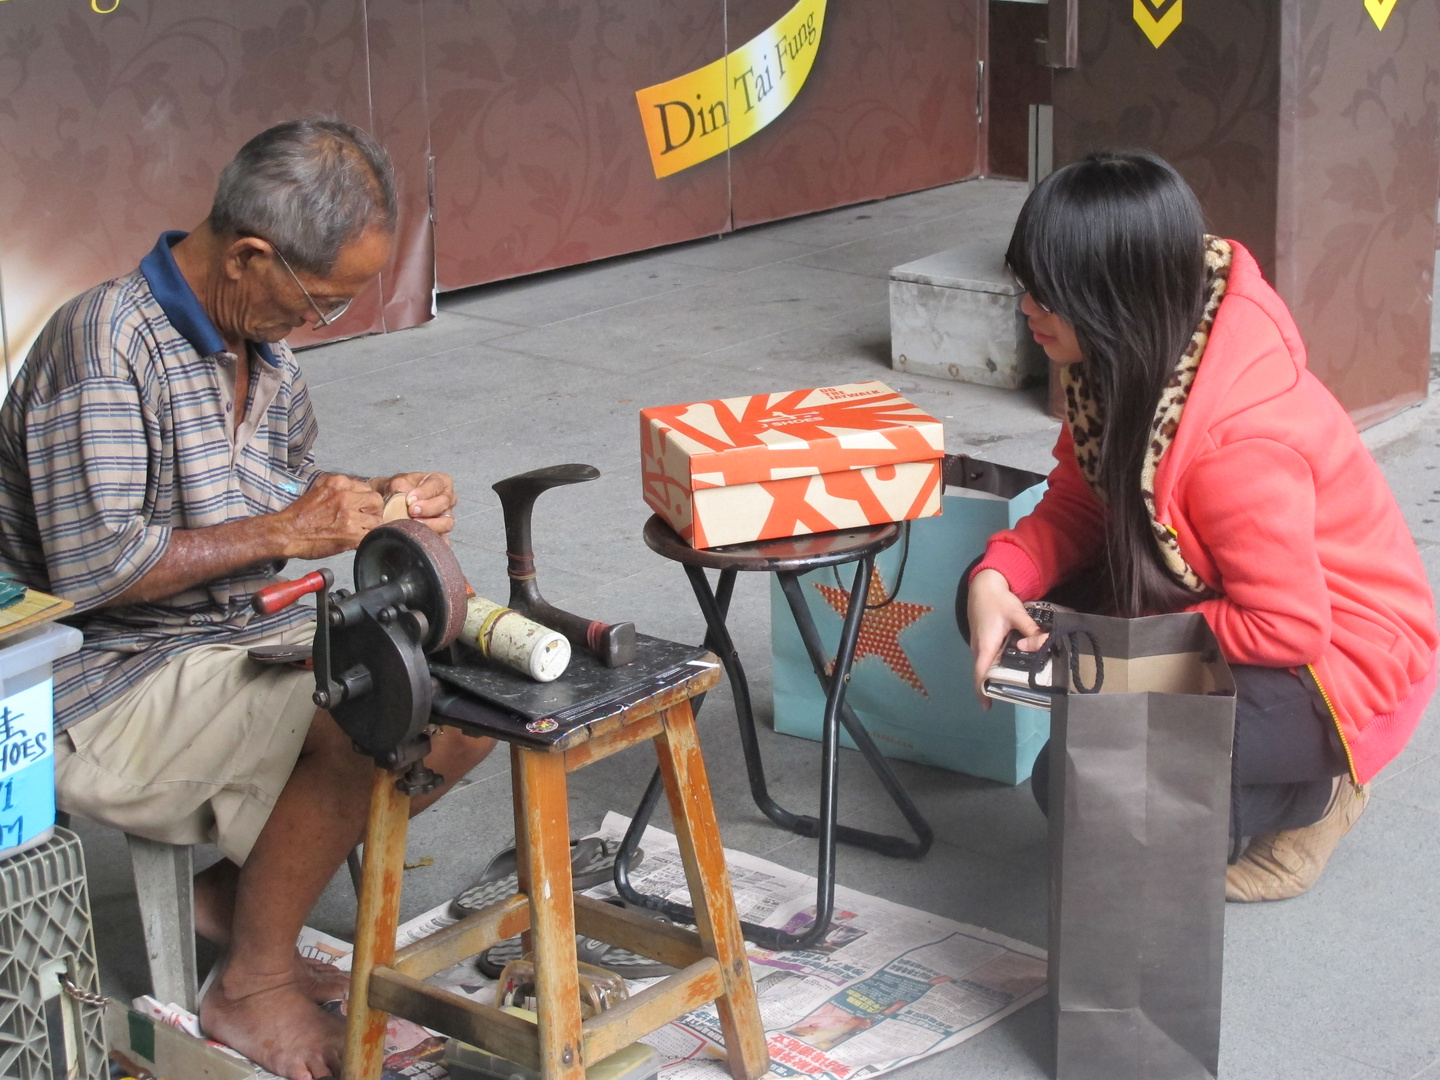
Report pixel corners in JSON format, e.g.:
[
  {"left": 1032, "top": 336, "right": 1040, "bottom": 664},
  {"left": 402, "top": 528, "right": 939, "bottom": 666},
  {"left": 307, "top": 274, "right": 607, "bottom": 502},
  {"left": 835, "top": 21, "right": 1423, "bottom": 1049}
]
[{"left": 353, "top": 519, "right": 468, "bottom": 652}]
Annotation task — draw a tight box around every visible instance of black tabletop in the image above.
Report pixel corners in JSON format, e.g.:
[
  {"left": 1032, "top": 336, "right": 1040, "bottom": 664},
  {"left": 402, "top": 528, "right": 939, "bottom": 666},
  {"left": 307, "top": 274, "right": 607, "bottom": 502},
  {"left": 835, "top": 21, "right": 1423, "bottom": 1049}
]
[{"left": 429, "top": 634, "right": 716, "bottom": 750}]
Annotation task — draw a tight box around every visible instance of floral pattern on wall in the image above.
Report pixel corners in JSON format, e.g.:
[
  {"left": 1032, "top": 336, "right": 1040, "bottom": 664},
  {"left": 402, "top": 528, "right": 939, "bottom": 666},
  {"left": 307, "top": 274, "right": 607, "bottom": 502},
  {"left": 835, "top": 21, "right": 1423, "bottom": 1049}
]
[
  {"left": 0, "top": 0, "right": 982, "bottom": 377},
  {"left": 727, "top": 0, "right": 982, "bottom": 228},
  {"left": 1276, "top": 0, "right": 1440, "bottom": 424},
  {"left": 425, "top": 0, "right": 733, "bottom": 289},
  {"left": 1052, "top": 0, "right": 1440, "bottom": 422},
  {"left": 1052, "top": 0, "right": 1281, "bottom": 272},
  {"left": 0, "top": 0, "right": 429, "bottom": 372}
]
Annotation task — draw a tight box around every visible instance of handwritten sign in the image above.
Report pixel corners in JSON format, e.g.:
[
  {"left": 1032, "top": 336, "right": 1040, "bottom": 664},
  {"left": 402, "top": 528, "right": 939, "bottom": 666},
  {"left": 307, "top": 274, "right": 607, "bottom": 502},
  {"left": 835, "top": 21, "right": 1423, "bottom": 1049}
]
[
  {"left": 0, "top": 680, "right": 56, "bottom": 854},
  {"left": 635, "top": 0, "right": 827, "bottom": 178}
]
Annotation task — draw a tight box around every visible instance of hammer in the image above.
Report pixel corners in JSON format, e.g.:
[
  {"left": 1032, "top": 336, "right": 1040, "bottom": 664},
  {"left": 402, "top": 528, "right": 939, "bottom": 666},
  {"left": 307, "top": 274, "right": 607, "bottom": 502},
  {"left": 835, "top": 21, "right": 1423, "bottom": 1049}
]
[{"left": 492, "top": 464, "right": 637, "bottom": 667}]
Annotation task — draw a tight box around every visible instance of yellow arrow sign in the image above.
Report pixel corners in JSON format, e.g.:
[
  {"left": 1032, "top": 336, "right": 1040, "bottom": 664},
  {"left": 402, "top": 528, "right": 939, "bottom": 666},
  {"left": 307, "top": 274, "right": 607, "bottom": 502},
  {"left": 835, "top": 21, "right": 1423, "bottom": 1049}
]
[
  {"left": 1365, "top": 0, "right": 1398, "bottom": 29},
  {"left": 635, "top": 0, "right": 827, "bottom": 178},
  {"left": 1133, "top": 0, "right": 1182, "bottom": 48}
]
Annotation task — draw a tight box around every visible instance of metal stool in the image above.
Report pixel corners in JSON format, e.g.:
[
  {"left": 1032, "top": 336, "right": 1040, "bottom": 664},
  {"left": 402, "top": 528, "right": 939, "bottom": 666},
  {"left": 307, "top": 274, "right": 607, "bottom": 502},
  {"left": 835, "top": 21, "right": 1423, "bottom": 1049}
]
[
  {"left": 616, "top": 517, "right": 934, "bottom": 951},
  {"left": 344, "top": 646, "right": 768, "bottom": 1080}
]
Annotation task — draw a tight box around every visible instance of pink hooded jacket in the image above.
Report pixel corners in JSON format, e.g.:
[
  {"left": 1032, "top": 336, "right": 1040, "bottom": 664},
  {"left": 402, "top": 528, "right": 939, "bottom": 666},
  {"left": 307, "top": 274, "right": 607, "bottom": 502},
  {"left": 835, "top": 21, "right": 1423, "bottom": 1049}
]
[{"left": 978, "top": 240, "right": 1438, "bottom": 783}]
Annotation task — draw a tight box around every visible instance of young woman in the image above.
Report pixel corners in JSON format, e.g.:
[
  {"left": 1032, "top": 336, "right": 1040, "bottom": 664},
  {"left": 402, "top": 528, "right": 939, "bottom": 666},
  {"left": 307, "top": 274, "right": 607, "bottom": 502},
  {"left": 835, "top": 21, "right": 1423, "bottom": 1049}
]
[{"left": 964, "top": 151, "right": 1438, "bottom": 901}]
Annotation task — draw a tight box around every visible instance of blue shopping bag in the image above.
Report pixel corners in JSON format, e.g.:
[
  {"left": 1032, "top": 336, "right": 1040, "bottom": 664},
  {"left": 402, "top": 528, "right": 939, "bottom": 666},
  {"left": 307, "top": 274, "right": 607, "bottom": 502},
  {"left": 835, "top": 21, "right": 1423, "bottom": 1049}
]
[{"left": 771, "top": 455, "right": 1048, "bottom": 784}]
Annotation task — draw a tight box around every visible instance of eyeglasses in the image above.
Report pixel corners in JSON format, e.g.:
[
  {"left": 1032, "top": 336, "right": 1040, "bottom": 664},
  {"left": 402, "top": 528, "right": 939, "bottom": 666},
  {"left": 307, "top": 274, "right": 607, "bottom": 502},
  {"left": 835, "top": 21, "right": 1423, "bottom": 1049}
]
[
  {"left": 268, "top": 245, "right": 355, "bottom": 327},
  {"left": 1006, "top": 268, "right": 1053, "bottom": 315}
]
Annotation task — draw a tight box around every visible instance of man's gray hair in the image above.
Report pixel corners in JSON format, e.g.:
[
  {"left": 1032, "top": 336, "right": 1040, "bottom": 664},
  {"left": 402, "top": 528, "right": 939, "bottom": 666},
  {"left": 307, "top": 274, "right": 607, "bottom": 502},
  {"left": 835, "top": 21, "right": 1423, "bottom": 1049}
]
[{"left": 209, "top": 118, "right": 397, "bottom": 275}]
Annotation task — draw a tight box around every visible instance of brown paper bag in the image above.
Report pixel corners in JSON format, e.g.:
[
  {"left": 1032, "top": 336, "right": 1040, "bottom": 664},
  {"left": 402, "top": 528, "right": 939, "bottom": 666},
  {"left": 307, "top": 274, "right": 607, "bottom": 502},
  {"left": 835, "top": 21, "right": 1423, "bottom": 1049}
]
[{"left": 1047, "top": 611, "right": 1236, "bottom": 1080}]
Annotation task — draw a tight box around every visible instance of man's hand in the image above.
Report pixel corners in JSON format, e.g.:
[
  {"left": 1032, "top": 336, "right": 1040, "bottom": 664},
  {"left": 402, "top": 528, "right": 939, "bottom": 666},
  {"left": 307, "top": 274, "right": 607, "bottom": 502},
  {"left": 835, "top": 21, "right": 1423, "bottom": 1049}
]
[
  {"left": 103, "top": 476, "right": 381, "bottom": 607},
  {"left": 374, "top": 472, "right": 457, "bottom": 536},
  {"left": 968, "top": 568, "right": 1048, "bottom": 710},
  {"left": 274, "top": 475, "right": 384, "bottom": 560}
]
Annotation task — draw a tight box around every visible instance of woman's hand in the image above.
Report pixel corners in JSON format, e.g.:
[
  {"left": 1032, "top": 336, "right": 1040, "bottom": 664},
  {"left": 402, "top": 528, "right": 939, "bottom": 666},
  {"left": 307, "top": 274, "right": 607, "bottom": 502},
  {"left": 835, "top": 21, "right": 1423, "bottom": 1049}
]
[{"left": 968, "top": 568, "right": 1049, "bottom": 709}]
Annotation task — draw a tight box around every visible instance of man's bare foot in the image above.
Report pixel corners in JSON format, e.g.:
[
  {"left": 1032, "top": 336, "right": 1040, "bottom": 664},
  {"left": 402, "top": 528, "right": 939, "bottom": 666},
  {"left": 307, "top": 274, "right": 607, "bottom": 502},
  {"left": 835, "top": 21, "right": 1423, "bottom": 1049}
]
[
  {"left": 200, "top": 962, "right": 344, "bottom": 1080},
  {"left": 296, "top": 955, "right": 350, "bottom": 1004}
]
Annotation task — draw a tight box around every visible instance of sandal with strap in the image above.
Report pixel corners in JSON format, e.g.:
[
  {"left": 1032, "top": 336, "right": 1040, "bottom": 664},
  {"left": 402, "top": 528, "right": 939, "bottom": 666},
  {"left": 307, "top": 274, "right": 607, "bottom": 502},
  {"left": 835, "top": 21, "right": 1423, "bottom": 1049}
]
[
  {"left": 449, "top": 837, "right": 640, "bottom": 921},
  {"left": 475, "top": 900, "right": 680, "bottom": 981}
]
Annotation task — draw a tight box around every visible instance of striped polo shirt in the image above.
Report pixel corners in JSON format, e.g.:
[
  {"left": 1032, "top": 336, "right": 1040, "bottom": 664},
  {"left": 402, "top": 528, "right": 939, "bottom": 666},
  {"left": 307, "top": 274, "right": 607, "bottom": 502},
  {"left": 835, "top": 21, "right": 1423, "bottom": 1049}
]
[{"left": 0, "top": 232, "right": 323, "bottom": 731}]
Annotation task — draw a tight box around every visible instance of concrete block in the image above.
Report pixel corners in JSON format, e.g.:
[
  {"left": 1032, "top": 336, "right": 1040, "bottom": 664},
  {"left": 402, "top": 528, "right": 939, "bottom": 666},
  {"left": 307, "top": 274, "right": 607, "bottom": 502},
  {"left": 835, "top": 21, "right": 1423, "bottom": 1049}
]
[{"left": 889, "top": 242, "right": 1047, "bottom": 389}]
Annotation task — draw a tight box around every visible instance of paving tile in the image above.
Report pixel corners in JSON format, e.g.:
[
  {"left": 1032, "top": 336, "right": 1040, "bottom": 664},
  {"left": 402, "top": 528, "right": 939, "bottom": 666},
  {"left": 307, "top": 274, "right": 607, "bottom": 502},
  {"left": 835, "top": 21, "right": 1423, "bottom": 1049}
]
[
  {"left": 790, "top": 204, "right": 1027, "bottom": 282},
  {"left": 438, "top": 249, "right": 729, "bottom": 328},
  {"left": 657, "top": 233, "right": 816, "bottom": 273},
  {"left": 1216, "top": 1021, "right": 1397, "bottom": 1079},
  {"left": 1391, "top": 545, "right": 1440, "bottom": 756},
  {"left": 482, "top": 261, "right": 886, "bottom": 375},
  {"left": 878, "top": 999, "right": 1051, "bottom": 1080},
  {"left": 1221, "top": 796, "right": 1440, "bottom": 1076},
  {"left": 1375, "top": 749, "right": 1440, "bottom": 813},
  {"left": 538, "top": 561, "right": 714, "bottom": 645},
  {"left": 975, "top": 425, "right": 1068, "bottom": 478},
  {"left": 1376, "top": 423, "right": 1440, "bottom": 547},
  {"left": 1374, "top": 735, "right": 1439, "bottom": 784},
  {"left": 755, "top": 830, "right": 1048, "bottom": 952},
  {"left": 1422, "top": 540, "right": 1440, "bottom": 600},
  {"left": 295, "top": 313, "right": 523, "bottom": 387},
  {"left": 741, "top": 179, "right": 1028, "bottom": 251},
  {"left": 304, "top": 342, "right": 608, "bottom": 451}
]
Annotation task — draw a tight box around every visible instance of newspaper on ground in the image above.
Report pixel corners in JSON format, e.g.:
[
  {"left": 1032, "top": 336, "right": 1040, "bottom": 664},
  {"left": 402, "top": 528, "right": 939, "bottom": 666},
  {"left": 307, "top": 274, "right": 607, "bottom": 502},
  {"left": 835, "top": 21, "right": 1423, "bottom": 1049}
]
[
  {"left": 133, "top": 925, "right": 450, "bottom": 1080},
  {"left": 586, "top": 812, "right": 1047, "bottom": 1080},
  {"left": 140, "top": 815, "right": 1045, "bottom": 1080}
]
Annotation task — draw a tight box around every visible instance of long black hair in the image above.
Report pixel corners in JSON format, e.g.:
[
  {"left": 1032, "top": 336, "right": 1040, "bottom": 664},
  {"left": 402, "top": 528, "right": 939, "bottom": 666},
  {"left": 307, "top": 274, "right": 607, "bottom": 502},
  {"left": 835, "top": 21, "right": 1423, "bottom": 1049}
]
[{"left": 1006, "top": 150, "right": 1208, "bottom": 618}]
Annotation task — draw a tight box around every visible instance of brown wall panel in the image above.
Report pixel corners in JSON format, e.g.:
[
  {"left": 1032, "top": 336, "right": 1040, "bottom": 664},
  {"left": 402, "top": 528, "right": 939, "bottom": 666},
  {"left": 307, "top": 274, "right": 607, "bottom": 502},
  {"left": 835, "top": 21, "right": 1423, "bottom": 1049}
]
[
  {"left": 0, "top": 1, "right": 426, "bottom": 372},
  {"left": 425, "top": 0, "right": 731, "bottom": 292},
  {"left": 357, "top": 0, "right": 437, "bottom": 336},
  {"left": 726, "top": 0, "right": 984, "bottom": 229},
  {"left": 0, "top": 0, "right": 986, "bottom": 375},
  {"left": 1052, "top": 0, "right": 1282, "bottom": 276},
  {"left": 1275, "top": 0, "right": 1440, "bottom": 426},
  {"left": 1052, "top": 0, "right": 1439, "bottom": 424}
]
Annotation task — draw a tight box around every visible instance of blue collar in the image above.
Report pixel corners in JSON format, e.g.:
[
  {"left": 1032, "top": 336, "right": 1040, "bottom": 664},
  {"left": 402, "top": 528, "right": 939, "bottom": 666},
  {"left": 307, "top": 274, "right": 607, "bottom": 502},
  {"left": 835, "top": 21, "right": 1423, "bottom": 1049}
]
[{"left": 139, "top": 231, "right": 276, "bottom": 366}]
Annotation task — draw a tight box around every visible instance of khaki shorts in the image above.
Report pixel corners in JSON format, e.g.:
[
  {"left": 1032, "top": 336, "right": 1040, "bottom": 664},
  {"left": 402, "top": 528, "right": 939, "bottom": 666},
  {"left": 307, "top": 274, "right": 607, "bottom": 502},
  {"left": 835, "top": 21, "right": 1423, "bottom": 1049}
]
[{"left": 55, "top": 625, "right": 317, "bottom": 865}]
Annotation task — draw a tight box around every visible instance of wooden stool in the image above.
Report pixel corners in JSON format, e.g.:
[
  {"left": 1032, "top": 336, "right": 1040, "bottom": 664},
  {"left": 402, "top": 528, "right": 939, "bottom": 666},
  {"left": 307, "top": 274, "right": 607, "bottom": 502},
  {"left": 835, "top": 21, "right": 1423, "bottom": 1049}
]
[{"left": 342, "top": 650, "right": 769, "bottom": 1080}]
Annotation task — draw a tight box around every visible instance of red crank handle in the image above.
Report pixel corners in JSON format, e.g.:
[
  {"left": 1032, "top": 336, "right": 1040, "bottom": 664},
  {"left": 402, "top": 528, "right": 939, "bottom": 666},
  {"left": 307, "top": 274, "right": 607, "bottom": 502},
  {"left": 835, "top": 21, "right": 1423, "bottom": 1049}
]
[{"left": 252, "top": 571, "right": 328, "bottom": 615}]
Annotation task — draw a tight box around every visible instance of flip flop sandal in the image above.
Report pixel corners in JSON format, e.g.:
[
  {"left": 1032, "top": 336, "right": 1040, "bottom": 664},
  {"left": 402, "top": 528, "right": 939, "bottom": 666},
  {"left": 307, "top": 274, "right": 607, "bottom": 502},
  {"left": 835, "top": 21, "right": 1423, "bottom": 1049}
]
[
  {"left": 575, "top": 936, "right": 676, "bottom": 981},
  {"left": 474, "top": 912, "right": 679, "bottom": 981},
  {"left": 475, "top": 934, "right": 526, "bottom": 979},
  {"left": 450, "top": 837, "right": 641, "bottom": 921}
]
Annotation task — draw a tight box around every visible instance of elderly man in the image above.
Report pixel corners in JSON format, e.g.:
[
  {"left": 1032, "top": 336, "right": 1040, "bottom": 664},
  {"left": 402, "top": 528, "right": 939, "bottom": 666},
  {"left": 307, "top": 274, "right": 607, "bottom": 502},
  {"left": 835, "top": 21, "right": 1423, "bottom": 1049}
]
[{"left": 0, "top": 119, "right": 493, "bottom": 1080}]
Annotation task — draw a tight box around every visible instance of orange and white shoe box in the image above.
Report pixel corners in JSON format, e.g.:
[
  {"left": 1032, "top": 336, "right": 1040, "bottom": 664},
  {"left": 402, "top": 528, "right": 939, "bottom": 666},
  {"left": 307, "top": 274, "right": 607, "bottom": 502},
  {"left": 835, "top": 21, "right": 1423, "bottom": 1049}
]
[{"left": 641, "top": 381, "right": 945, "bottom": 549}]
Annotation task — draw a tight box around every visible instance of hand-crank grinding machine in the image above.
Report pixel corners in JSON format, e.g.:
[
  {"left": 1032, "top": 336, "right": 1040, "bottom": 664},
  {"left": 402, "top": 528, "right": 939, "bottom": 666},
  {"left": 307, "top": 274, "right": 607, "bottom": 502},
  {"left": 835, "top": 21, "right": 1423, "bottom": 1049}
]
[
  {"left": 251, "top": 464, "right": 644, "bottom": 787},
  {"left": 254, "top": 518, "right": 469, "bottom": 790}
]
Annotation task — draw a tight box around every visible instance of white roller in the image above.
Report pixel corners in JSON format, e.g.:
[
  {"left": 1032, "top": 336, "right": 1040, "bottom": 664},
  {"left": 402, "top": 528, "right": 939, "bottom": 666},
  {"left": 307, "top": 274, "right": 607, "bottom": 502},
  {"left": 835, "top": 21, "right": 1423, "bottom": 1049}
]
[{"left": 463, "top": 595, "right": 571, "bottom": 682}]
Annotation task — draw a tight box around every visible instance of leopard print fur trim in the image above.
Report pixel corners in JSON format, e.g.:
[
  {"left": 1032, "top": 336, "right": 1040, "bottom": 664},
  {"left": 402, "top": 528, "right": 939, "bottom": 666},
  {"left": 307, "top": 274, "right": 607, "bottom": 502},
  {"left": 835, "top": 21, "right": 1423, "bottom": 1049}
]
[{"left": 1060, "top": 235, "right": 1233, "bottom": 595}]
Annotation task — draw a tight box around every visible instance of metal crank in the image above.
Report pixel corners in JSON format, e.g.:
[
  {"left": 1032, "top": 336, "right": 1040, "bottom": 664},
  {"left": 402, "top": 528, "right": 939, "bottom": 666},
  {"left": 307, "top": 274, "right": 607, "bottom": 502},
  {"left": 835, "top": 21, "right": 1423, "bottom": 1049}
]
[{"left": 252, "top": 519, "right": 469, "bottom": 784}]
